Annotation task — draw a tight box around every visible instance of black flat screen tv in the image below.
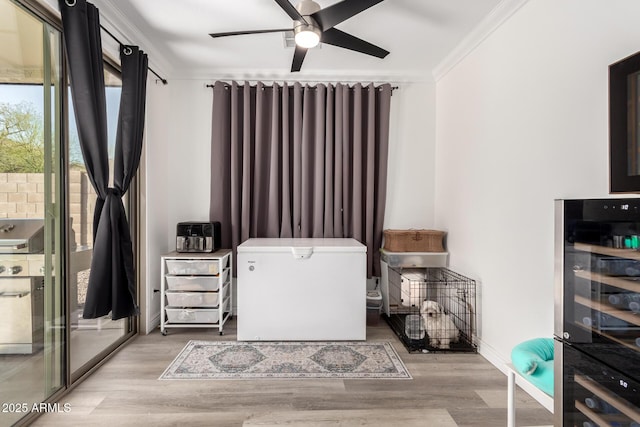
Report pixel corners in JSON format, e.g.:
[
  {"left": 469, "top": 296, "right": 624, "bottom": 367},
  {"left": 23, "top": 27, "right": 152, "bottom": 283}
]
[{"left": 610, "top": 50, "right": 640, "bottom": 193}]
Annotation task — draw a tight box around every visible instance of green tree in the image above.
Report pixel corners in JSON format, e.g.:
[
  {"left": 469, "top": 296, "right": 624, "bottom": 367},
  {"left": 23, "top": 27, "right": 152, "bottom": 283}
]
[
  {"left": 0, "top": 101, "right": 44, "bottom": 173},
  {"left": 69, "top": 131, "right": 85, "bottom": 170}
]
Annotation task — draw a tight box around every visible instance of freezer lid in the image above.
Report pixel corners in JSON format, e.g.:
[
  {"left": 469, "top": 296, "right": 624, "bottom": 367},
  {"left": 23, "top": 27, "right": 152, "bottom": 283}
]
[{"left": 237, "top": 238, "right": 366, "bottom": 253}]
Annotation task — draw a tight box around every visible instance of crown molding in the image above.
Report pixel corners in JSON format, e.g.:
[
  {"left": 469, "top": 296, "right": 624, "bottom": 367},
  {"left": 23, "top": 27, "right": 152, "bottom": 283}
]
[
  {"left": 170, "top": 68, "right": 434, "bottom": 85},
  {"left": 92, "top": 0, "right": 172, "bottom": 78},
  {"left": 432, "top": 0, "right": 530, "bottom": 82}
]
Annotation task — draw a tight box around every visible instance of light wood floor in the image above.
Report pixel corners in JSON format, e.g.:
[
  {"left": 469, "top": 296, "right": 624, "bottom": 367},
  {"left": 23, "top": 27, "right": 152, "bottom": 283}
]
[{"left": 31, "top": 318, "right": 552, "bottom": 427}]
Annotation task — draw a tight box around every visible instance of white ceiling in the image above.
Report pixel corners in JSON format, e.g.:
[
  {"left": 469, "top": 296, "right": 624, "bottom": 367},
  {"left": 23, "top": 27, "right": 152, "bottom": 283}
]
[{"left": 91, "top": 0, "right": 505, "bottom": 82}]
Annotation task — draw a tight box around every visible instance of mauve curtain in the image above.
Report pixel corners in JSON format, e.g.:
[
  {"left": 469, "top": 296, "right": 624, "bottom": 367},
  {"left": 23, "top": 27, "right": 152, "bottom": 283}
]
[
  {"left": 60, "top": 0, "right": 148, "bottom": 319},
  {"left": 210, "top": 81, "right": 391, "bottom": 277}
]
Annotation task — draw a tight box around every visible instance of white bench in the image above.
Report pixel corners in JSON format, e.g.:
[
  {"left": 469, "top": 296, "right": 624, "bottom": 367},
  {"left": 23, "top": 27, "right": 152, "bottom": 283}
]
[{"left": 507, "top": 363, "right": 554, "bottom": 427}]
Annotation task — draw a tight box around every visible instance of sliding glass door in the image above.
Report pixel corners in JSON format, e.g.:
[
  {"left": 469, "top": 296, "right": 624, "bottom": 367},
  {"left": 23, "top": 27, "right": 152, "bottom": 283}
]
[
  {"left": 0, "top": 0, "right": 137, "bottom": 424},
  {"left": 0, "top": 1, "right": 64, "bottom": 425}
]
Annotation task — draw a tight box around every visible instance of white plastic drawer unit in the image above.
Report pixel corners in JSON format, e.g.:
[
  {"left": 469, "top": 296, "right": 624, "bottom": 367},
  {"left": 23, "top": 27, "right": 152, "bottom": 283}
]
[
  {"left": 165, "top": 290, "right": 222, "bottom": 307},
  {"left": 165, "top": 259, "right": 221, "bottom": 276},
  {"left": 160, "top": 250, "right": 233, "bottom": 336},
  {"left": 165, "top": 269, "right": 228, "bottom": 291}
]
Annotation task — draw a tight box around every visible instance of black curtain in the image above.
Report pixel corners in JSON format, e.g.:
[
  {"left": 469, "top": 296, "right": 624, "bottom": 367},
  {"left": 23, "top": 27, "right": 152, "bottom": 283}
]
[{"left": 59, "top": 0, "right": 148, "bottom": 319}]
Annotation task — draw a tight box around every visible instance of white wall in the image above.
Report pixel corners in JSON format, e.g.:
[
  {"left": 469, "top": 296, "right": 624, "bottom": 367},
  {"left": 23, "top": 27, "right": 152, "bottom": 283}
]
[
  {"left": 163, "top": 80, "right": 214, "bottom": 233},
  {"left": 142, "top": 80, "right": 213, "bottom": 331},
  {"left": 142, "top": 80, "right": 172, "bottom": 333},
  {"left": 385, "top": 82, "right": 437, "bottom": 229},
  {"left": 434, "top": 0, "right": 640, "bottom": 366}
]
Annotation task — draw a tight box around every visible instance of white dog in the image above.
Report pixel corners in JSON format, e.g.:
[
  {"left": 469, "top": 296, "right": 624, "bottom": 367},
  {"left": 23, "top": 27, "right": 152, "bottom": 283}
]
[{"left": 420, "top": 300, "right": 460, "bottom": 349}]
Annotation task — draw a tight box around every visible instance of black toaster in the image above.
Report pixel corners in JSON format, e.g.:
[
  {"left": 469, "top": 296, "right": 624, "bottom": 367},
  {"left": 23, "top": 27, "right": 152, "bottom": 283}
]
[{"left": 176, "top": 221, "right": 221, "bottom": 253}]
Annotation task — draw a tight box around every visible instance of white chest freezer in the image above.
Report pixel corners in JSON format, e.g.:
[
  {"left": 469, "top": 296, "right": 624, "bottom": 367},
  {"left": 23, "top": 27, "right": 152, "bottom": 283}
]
[{"left": 237, "top": 238, "right": 367, "bottom": 341}]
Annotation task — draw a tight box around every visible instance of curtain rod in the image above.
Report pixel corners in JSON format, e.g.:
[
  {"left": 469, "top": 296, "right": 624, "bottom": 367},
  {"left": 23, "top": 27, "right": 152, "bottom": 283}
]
[
  {"left": 100, "top": 25, "right": 168, "bottom": 85},
  {"left": 205, "top": 83, "right": 398, "bottom": 91}
]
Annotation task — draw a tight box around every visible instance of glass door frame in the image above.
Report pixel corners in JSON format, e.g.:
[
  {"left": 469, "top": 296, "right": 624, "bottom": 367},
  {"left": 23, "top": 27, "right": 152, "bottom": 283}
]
[{"left": 42, "top": 16, "right": 65, "bottom": 398}]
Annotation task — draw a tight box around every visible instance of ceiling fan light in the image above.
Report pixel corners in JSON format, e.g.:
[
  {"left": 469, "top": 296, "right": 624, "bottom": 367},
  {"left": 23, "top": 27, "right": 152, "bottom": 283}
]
[{"left": 294, "top": 26, "right": 321, "bottom": 48}]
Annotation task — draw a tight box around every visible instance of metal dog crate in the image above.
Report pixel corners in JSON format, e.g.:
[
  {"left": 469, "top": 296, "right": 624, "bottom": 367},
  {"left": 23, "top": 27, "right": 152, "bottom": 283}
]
[{"left": 385, "top": 267, "right": 477, "bottom": 353}]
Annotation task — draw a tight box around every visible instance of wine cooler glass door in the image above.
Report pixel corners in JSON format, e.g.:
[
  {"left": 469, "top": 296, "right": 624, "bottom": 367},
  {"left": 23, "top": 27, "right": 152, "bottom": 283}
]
[
  {"left": 561, "top": 199, "right": 640, "bottom": 381},
  {"left": 560, "top": 343, "right": 640, "bottom": 426}
]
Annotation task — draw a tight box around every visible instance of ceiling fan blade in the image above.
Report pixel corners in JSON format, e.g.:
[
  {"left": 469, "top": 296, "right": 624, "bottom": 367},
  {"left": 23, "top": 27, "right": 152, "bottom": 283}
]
[
  {"left": 291, "top": 45, "right": 308, "bottom": 72},
  {"left": 209, "top": 28, "right": 290, "bottom": 38},
  {"left": 311, "top": 0, "right": 384, "bottom": 30},
  {"left": 321, "top": 28, "right": 389, "bottom": 59},
  {"left": 274, "top": 0, "right": 308, "bottom": 25}
]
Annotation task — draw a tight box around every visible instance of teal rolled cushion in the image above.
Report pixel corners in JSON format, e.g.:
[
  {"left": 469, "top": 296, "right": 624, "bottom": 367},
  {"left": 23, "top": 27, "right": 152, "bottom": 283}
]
[{"left": 510, "top": 338, "right": 554, "bottom": 396}]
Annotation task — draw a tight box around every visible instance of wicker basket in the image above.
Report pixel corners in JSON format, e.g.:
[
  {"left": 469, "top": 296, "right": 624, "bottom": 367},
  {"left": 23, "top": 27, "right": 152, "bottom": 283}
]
[{"left": 383, "top": 229, "right": 446, "bottom": 252}]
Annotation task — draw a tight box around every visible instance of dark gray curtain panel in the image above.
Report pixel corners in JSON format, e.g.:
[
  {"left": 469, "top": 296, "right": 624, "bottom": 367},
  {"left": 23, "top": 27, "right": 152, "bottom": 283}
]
[
  {"left": 60, "top": 0, "right": 147, "bottom": 319},
  {"left": 210, "top": 81, "right": 391, "bottom": 277}
]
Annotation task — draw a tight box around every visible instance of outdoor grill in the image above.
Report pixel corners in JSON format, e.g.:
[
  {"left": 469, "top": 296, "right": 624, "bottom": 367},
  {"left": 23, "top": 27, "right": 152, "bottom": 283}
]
[
  {"left": 0, "top": 219, "right": 45, "bottom": 255},
  {"left": 0, "top": 219, "right": 46, "bottom": 354}
]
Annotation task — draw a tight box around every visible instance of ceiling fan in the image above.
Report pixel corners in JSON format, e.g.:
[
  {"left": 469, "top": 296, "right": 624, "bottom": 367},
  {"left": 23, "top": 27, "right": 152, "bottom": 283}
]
[{"left": 209, "top": 0, "right": 389, "bottom": 72}]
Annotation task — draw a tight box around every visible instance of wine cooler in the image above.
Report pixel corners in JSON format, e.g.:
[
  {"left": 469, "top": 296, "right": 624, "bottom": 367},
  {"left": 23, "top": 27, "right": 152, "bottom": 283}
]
[{"left": 555, "top": 199, "right": 640, "bottom": 426}]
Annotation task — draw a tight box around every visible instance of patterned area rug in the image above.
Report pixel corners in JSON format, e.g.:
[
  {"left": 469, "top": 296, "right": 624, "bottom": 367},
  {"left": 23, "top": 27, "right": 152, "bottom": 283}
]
[{"left": 159, "top": 340, "right": 411, "bottom": 380}]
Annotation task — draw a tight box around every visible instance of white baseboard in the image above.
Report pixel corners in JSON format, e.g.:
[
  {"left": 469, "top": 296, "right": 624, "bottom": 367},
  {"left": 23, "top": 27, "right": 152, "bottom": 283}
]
[
  {"left": 146, "top": 313, "right": 160, "bottom": 335},
  {"left": 478, "top": 339, "right": 554, "bottom": 413}
]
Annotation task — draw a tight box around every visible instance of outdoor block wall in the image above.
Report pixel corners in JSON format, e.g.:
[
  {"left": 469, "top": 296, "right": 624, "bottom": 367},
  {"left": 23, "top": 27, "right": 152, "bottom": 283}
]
[{"left": 0, "top": 171, "right": 96, "bottom": 247}]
